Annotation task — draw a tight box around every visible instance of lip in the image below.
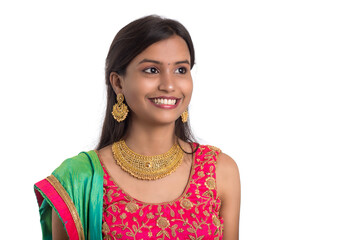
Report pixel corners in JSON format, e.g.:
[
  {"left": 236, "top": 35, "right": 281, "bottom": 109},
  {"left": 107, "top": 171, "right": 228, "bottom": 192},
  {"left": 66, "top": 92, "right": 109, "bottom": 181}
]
[
  {"left": 150, "top": 96, "right": 180, "bottom": 100},
  {"left": 148, "top": 96, "right": 181, "bottom": 109}
]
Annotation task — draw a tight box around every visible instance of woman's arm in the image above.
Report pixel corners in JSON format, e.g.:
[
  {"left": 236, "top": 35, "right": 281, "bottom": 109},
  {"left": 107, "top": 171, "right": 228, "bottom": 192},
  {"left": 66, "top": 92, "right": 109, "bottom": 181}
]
[
  {"left": 52, "top": 209, "right": 69, "bottom": 240},
  {"left": 217, "top": 152, "right": 241, "bottom": 239}
]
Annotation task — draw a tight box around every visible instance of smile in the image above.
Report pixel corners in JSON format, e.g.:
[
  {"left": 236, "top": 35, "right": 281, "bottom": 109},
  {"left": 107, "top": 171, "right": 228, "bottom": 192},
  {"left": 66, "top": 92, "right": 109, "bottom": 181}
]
[
  {"left": 148, "top": 97, "right": 181, "bottom": 109},
  {"left": 152, "top": 98, "right": 177, "bottom": 105}
]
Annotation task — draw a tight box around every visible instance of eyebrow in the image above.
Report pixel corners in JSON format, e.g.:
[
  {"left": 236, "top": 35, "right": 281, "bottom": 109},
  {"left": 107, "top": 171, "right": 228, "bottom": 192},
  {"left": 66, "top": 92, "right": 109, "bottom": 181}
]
[
  {"left": 138, "top": 58, "right": 190, "bottom": 65},
  {"left": 175, "top": 60, "right": 190, "bottom": 65}
]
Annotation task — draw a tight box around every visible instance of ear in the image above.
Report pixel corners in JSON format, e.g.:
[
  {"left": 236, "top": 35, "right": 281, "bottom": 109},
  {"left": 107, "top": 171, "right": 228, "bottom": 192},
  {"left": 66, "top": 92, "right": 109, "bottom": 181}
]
[{"left": 109, "top": 72, "right": 125, "bottom": 95}]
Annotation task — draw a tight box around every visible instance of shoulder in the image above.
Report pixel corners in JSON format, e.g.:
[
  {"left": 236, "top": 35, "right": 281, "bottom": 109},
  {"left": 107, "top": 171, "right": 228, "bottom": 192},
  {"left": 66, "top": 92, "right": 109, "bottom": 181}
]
[
  {"left": 55, "top": 151, "right": 95, "bottom": 171},
  {"left": 195, "top": 144, "right": 240, "bottom": 198},
  {"left": 215, "top": 151, "right": 240, "bottom": 200},
  {"left": 52, "top": 150, "right": 101, "bottom": 180},
  {"left": 216, "top": 152, "right": 239, "bottom": 175}
]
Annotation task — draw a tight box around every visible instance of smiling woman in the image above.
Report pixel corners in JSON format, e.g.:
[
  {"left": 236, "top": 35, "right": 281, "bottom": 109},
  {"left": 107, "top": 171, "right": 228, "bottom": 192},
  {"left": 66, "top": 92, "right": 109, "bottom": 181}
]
[{"left": 34, "top": 15, "right": 240, "bottom": 240}]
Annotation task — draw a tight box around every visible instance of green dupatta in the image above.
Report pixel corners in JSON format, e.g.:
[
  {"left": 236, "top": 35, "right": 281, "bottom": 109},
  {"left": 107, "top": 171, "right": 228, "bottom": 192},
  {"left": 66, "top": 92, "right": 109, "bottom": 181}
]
[{"left": 34, "top": 151, "right": 104, "bottom": 240}]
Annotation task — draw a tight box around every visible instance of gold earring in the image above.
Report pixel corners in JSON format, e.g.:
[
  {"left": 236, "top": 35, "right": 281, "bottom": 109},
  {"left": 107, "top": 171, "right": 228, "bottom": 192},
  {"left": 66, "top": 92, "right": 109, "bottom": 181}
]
[
  {"left": 112, "top": 93, "right": 129, "bottom": 122},
  {"left": 181, "top": 110, "right": 188, "bottom": 123}
]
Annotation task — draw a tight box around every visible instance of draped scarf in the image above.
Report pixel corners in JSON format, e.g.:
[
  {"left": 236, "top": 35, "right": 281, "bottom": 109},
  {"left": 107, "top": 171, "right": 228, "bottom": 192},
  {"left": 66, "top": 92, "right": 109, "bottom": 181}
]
[{"left": 34, "top": 151, "right": 104, "bottom": 240}]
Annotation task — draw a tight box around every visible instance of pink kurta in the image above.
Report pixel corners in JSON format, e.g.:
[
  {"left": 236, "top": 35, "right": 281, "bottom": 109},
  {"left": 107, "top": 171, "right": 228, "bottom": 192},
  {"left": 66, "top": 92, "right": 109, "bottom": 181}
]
[{"left": 101, "top": 144, "right": 223, "bottom": 240}]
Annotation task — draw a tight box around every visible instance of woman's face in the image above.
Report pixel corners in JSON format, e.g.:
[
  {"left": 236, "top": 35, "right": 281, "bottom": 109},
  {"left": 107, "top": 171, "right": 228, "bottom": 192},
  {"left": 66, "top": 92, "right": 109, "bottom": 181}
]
[{"left": 111, "top": 35, "right": 193, "bottom": 126}]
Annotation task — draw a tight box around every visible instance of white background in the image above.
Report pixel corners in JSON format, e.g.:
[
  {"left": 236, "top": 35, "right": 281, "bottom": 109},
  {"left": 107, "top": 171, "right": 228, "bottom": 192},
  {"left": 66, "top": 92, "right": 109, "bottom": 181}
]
[{"left": 0, "top": 0, "right": 359, "bottom": 239}]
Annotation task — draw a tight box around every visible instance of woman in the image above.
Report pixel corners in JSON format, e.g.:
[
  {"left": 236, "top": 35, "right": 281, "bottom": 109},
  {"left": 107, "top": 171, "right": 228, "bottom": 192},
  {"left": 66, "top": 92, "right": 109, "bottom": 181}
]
[{"left": 34, "top": 15, "right": 240, "bottom": 240}]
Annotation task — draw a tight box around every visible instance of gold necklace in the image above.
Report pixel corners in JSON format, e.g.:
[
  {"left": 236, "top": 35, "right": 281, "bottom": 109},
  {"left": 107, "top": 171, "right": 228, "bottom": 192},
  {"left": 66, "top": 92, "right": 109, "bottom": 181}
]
[{"left": 112, "top": 140, "right": 184, "bottom": 180}]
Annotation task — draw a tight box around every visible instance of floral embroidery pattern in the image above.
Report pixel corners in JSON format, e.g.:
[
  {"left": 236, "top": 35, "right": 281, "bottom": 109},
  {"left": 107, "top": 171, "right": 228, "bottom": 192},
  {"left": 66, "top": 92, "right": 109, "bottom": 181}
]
[{"left": 102, "top": 145, "right": 223, "bottom": 239}]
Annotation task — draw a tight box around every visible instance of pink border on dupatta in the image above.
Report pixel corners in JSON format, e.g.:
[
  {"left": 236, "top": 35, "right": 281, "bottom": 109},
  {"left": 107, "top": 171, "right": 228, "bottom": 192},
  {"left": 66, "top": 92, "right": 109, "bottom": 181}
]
[{"left": 35, "top": 175, "right": 84, "bottom": 240}]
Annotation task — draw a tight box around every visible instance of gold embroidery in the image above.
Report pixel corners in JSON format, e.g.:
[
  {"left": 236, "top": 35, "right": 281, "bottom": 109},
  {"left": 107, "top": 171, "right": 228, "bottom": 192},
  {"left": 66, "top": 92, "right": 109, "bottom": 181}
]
[
  {"left": 203, "top": 210, "right": 210, "bottom": 217},
  {"left": 212, "top": 214, "right": 221, "bottom": 227},
  {"left": 102, "top": 222, "right": 110, "bottom": 234},
  {"left": 203, "top": 190, "right": 214, "bottom": 198},
  {"left": 157, "top": 216, "right": 170, "bottom": 229},
  {"left": 205, "top": 177, "right": 216, "bottom": 190},
  {"left": 147, "top": 212, "right": 155, "bottom": 219},
  {"left": 46, "top": 175, "right": 85, "bottom": 240},
  {"left": 208, "top": 145, "right": 221, "bottom": 153},
  {"left": 170, "top": 208, "right": 175, "bottom": 217},
  {"left": 197, "top": 171, "right": 205, "bottom": 177},
  {"left": 171, "top": 224, "right": 178, "bottom": 237},
  {"left": 180, "top": 198, "right": 193, "bottom": 210},
  {"left": 156, "top": 216, "right": 171, "bottom": 238},
  {"left": 125, "top": 201, "right": 139, "bottom": 213}
]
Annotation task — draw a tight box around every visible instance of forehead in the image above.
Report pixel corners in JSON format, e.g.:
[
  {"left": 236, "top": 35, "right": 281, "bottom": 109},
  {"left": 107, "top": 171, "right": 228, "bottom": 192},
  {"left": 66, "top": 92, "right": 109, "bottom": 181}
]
[{"left": 132, "top": 35, "right": 190, "bottom": 64}]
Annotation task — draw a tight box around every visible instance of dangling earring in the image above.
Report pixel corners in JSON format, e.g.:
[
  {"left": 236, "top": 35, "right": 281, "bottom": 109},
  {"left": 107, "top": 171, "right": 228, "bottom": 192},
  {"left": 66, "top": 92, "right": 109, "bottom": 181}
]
[
  {"left": 112, "top": 93, "right": 129, "bottom": 122},
  {"left": 181, "top": 110, "right": 188, "bottom": 123}
]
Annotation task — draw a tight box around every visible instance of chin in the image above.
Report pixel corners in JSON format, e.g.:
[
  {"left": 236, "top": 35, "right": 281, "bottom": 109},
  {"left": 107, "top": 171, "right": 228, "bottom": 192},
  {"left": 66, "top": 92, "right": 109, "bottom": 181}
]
[{"left": 151, "top": 117, "right": 179, "bottom": 125}]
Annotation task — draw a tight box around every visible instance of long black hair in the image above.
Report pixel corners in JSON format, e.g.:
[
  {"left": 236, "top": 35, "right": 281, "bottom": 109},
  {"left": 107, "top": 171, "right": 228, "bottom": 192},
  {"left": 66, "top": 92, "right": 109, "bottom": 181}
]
[{"left": 97, "top": 15, "right": 198, "bottom": 152}]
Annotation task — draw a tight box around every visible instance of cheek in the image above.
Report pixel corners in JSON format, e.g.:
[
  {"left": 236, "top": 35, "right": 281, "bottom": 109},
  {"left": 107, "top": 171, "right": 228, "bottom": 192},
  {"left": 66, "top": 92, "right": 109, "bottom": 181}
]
[
  {"left": 181, "top": 78, "right": 193, "bottom": 101},
  {"left": 123, "top": 79, "right": 156, "bottom": 108}
]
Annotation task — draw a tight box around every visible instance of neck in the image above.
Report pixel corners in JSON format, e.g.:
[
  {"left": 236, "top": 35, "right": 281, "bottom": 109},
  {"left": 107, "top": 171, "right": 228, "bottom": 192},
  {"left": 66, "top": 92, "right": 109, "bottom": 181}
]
[{"left": 123, "top": 118, "right": 177, "bottom": 156}]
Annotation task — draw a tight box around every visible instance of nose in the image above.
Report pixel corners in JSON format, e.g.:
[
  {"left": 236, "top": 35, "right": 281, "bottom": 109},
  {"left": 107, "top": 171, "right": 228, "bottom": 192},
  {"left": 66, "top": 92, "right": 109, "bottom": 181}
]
[{"left": 158, "top": 71, "right": 175, "bottom": 92}]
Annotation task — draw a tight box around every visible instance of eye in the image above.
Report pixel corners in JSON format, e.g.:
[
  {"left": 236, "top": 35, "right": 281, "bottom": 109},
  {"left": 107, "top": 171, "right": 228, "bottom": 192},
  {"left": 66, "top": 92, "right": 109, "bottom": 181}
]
[
  {"left": 175, "top": 67, "right": 187, "bottom": 74},
  {"left": 143, "top": 67, "right": 159, "bottom": 74}
]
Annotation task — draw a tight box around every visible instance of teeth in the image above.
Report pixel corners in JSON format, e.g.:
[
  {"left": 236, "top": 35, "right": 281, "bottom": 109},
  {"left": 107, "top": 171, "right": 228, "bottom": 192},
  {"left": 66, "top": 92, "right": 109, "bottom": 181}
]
[{"left": 152, "top": 98, "right": 177, "bottom": 105}]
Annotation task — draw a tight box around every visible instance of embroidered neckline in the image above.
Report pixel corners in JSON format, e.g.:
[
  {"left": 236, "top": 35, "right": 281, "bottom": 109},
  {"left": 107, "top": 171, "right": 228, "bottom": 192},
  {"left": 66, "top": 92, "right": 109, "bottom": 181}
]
[{"left": 95, "top": 143, "right": 198, "bottom": 206}]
